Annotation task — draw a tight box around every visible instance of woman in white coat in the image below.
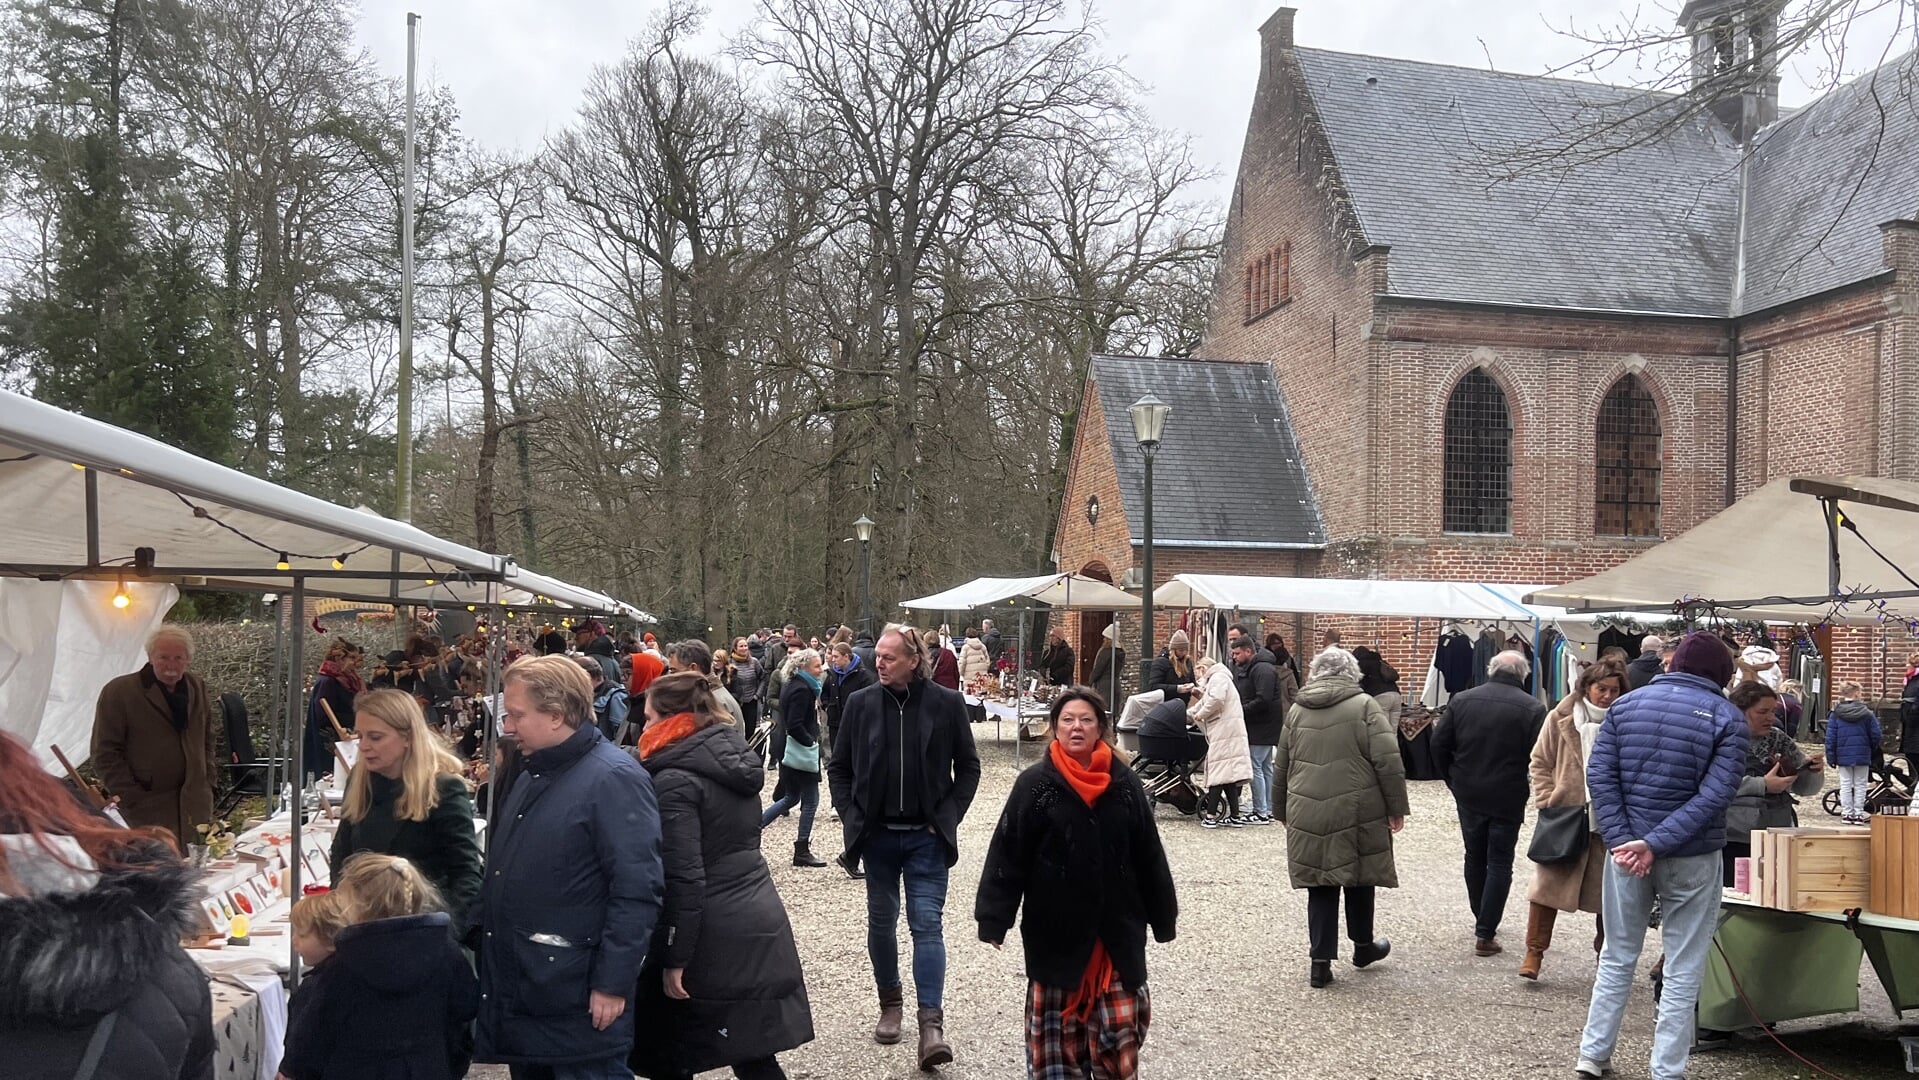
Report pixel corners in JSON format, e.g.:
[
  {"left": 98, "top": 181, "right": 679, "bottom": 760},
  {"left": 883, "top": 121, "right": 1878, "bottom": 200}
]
[{"left": 1188, "top": 656, "right": 1254, "bottom": 828}]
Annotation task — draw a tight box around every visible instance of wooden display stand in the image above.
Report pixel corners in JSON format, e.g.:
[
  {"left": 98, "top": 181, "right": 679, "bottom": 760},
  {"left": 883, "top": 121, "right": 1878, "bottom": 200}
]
[
  {"left": 1749, "top": 827, "right": 1870, "bottom": 913},
  {"left": 1870, "top": 814, "right": 1919, "bottom": 920}
]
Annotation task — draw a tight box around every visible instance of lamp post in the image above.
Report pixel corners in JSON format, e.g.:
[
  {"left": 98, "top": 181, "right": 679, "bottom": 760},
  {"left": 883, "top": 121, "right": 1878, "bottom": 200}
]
[
  {"left": 1129, "top": 393, "right": 1171, "bottom": 691},
  {"left": 854, "top": 514, "right": 875, "bottom": 639}
]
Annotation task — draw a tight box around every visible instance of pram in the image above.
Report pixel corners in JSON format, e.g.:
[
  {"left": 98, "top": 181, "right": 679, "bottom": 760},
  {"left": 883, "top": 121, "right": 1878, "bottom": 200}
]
[
  {"left": 1119, "top": 693, "right": 1208, "bottom": 815},
  {"left": 1821, "top": 755, "right": 1915, "bottom": 817}
]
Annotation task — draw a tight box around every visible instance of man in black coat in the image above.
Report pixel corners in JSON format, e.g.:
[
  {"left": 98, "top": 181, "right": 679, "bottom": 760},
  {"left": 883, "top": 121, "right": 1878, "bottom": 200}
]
[
  {"left": 1041, "top": 632, "right": 1075, "bottom": 686},
  {"left": 1432, "top": 650, "right": 1547, "bottom": 957},
  {"left": 1231, "top": 637, "right": 1282, "bottom": 824},
  {"left": 474, "top": 656, "right": 664, "bottom": 1080},
  {"left": 981, "top": 618, "right": 1003, "bottom": 662},
  {"left": 1626, "top": 635, "right": 1665, "bottom": 691},
  {"left": 827, "top": 627, "right": 981, "bottom": 1072}
]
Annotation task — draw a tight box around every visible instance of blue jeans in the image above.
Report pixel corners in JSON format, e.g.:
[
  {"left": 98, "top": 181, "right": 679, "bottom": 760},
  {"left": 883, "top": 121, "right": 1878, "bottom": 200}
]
[
  {"left": 1579, "top": 850, "right": 1722, "bottom": 1079},
  {"left": 761, "top": 772, "right": 820, "bottom": 841},
  {"left": 1458, "top": 806, "right": 1522, "bottom": 940},
  {"left": 862, "top": 826, "right": 949, "bottom": 1009},
  {"left": 1248, "top": 744, "right": 1275, "bottom": 817}
]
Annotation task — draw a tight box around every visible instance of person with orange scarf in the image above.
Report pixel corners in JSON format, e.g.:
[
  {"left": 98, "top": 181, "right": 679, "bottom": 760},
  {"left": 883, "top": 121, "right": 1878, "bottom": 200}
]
[
  {"left": 975, "top": 687, "right": 1178, "bottom": 1080},
  {"left": 630, "top": 672, "right": 814, "bottom": 1080}
]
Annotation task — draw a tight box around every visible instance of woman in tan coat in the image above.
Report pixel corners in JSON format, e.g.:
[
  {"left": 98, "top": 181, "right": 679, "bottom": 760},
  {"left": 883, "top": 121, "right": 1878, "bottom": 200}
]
[
  {"left": 1519, "top": 658, "right": 1627, "bottom": 980},
  {"left": 1188, "top": 657, "right": 1253, "bottom": 827}
]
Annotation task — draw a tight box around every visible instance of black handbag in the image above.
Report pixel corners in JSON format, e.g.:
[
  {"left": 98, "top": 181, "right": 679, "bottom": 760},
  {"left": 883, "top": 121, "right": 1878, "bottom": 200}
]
[{"left": 1528, "top": 805, "right": 1591, "bottom": 865}]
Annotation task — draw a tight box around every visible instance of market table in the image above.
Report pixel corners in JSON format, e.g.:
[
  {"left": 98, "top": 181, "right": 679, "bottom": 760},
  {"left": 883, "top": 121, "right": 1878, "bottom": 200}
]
[
  {"left": 966, "top": 695, "right": 1047, "bottom": 741},
  {"left": 1700, "top": 893, "right": 1919, "bottom": 1030}
]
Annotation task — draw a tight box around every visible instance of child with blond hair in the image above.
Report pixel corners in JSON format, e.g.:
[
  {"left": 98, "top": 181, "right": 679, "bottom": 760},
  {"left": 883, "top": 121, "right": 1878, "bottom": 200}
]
[
  {"left": 277, "top": 855, "right": 478, "bottom": 1080},
  {"left": 1825, "top": 680, "right": 1884, "bottom": 824}
]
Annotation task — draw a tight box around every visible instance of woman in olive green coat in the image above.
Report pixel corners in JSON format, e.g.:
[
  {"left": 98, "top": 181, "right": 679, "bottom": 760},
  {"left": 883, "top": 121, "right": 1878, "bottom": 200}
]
[
  {"left": 1273, "top": 646, "right": 1410, "bottom": 987},
  {"left": 329, "top": 689, "right": 482, "bottom": 932}
]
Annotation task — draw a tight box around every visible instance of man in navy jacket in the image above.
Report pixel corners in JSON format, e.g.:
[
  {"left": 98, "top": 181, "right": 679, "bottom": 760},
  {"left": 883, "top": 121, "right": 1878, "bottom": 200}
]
[
  {"left": 1575, "top": 633, "right": 1748, "bottom": 1080},
  {"left": 475, "top": 655, "right": 664, "bottom": 1080}
]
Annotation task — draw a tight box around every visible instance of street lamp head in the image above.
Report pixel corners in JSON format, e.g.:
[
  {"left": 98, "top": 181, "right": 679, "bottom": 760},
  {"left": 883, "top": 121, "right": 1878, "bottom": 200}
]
[
  {"left": 1129, "top": 393, "right": 1171, "bottom": 450},
  {"left": 853, "top": 514, "right": 875, "bottom": 543}
]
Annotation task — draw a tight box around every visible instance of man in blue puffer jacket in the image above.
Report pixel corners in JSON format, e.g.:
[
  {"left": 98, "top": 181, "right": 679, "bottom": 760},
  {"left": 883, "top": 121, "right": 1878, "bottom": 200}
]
[{"left": 1576, "top": 632, "right": 1748, "bottom": 1080}]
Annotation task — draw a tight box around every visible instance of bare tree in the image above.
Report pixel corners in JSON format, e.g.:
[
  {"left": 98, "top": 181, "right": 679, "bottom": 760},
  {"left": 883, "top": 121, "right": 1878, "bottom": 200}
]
[{"left": 744, "top": 0, "right": 1115, "bottom": 601}]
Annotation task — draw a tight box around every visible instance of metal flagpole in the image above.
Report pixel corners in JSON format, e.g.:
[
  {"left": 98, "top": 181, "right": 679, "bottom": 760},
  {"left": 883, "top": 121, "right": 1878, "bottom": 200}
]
[{"left": 395, "top": 11, "right": 419, "bottom": 521}]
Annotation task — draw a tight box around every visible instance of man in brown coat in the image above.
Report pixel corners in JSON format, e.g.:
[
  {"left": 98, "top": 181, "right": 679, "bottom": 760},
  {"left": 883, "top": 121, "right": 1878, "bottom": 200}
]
[{"left": 91, "top": 625, "right": 218, "bottom": 843}]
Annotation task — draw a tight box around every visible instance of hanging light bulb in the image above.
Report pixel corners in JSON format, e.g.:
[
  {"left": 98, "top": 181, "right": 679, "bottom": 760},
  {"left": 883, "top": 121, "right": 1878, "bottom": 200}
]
[
  {"left": 331, "top": 554, "right": 347, "bottom": 570},
  {"left": 275, "top": 552, "right": 291, "bottom": 571},
  {"left": 424, "top": 578, "right": 436, "bottom": 586},
  {"left": 111, "top": 577, "right": 131, "bottom": 610}
]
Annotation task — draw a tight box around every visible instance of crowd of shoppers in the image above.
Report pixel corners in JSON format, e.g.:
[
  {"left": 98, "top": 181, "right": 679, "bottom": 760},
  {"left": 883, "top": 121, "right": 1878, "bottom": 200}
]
[{"left": 49, "top": 601, "right": 1882, "bottom": 1080}]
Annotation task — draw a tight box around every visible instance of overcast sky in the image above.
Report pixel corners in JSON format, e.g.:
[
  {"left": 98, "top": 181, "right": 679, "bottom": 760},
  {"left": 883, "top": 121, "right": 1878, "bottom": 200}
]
[{"left": 353, "top": 0, "right": 1913, "bottom": 202}]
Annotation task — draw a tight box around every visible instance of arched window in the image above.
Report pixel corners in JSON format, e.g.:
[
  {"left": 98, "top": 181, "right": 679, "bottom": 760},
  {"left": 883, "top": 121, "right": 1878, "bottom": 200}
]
[
  {"left": 1442, "top": 369, "right": 1512, "bottom": 534},
  {"left": 1595, "top": 374, "right": 1662, "bottom": 537}
]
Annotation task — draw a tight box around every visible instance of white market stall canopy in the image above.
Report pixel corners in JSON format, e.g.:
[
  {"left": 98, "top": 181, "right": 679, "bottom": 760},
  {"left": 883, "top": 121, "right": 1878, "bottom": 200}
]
[
  {"left": 0, "top": 389, "right": 641, "bottom": 616},
  {"left": 900, "top": 573, "right": 1141, "bottom": 611},
  {"left": 1526, "top": 475, "right": 1919, "bottom": 626},
  {"left": 0, "top": 388, "right": 504, "bottom": 593},
  {"left": 1153, "top": 574, "right": 1558, "bottom": 622}
]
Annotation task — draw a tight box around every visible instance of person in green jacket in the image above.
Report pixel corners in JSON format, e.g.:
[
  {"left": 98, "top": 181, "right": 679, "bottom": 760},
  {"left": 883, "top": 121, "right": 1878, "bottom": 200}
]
[{"left": 330, "top": 689, "right": 483, "bottom": 934}]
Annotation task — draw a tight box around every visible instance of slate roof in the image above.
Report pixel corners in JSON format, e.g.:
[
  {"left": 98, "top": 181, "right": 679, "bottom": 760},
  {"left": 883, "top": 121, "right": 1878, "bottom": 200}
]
[
  {"left": 1739, "top": 54, "right": 1919, "bottom": 312},
  {"left": 1090, "top": 355, "right": 1325, "bottom": 548},
  {"left": 1288, "top": 46, "right": 1919, "bottom": 317}
]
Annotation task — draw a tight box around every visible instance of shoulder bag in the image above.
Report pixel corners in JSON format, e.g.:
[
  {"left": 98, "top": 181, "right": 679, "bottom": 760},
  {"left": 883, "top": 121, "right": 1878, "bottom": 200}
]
[
  {"left": 781, "top": 737, "right": 821, "bottom": 774},
  {"left": 1527, "top": 804, "right": 1591, "bottom": 865}
]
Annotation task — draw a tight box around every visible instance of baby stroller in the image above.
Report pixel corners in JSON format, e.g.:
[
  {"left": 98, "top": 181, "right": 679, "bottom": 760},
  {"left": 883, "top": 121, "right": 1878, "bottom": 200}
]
[
  {"left": 1122, "top": 696, "right": 1207, "bottom": 815},
  {"left": 1821, "top": 755, "right": 1915, "bottom": 817}
]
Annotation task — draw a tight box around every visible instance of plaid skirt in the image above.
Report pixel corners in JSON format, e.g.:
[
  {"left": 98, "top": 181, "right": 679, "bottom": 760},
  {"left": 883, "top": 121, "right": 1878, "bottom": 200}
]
[{"left": 1025, "top": 980, "right": 1150, "bottom": 1080}]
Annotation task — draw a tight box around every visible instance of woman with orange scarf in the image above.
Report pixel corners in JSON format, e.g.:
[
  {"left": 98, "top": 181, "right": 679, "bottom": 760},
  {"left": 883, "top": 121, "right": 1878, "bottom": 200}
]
[{"left": 975, "top": 688, "right": 1178, "bottom": 1080}]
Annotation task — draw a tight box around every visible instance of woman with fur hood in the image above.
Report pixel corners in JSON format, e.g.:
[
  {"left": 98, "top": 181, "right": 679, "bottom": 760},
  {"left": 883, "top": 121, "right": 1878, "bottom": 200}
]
[{"left": 0, "top": 731, "right": 214, "bottom": 1079}]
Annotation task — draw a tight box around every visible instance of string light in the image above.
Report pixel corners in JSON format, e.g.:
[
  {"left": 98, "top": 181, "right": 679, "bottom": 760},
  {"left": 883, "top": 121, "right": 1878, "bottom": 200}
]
[
  {"left": 331, "top": 554, "right": 347, "bottom": 570},
  {"left": 111, "top": 577, "right": 131, "bottom": 610},
  {"left": 424, "top": 578, "right": 436, "bottom": 585},
  {"left": 275, "top": 552, "right": 291, "bottom": 571}
]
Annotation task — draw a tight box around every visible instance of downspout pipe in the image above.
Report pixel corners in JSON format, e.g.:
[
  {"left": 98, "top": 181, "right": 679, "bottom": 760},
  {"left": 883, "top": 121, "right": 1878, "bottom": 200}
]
[{"left": 1725, "top": 320, "right": 1739, "bottom": 508}]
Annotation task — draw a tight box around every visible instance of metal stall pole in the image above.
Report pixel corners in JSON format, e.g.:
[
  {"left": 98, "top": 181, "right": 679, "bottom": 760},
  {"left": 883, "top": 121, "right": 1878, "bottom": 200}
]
[
  {"left": 284, "top": 576, "right": 308, "bottom": 988},
  {"left": 1015, "top": 606, "right": 1029, "bottom": 767},
  {"left": 482, "top": 593, "right": 502, "bottom": 834},
  {"left": 264, "top": 597, "right": 288, "bottom": 814}
]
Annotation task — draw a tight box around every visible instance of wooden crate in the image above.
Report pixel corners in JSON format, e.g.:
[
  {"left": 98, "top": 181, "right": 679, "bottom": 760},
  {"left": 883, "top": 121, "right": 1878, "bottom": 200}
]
[
  {"left": 1871, "top": 814, "right": 1919, "bottom": 920},
  {"left": 1775, "top": 830, "right": 1871, "bottom": 912}
]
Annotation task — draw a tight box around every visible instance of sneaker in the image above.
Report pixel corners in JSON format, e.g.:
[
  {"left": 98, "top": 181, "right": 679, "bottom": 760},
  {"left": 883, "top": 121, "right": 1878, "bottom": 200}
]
[
  {"left": 1222, "top": 816, "right": 1247, "bottom": 828},
  {"left": 1246, "top": 813, "right": 1273, "bottom": 825},
  {"left": 829, "top": 807, "right": 840, "bottom": 821},
  {"left": 1573, "top": 1059, "right": 1611, "bottom": 1078},
  {"left": 1200, "top": 816, "right": 1222, "bottom": 829}
]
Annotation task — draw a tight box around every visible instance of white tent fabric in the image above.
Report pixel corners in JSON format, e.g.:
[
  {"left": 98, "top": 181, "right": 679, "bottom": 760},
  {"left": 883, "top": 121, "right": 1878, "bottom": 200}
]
[
  {"left": 1153, "top": 574, "right": 1540, "bottom": 621},
  {"left": 0, "top": 580, "right": 178, "bottom": 768},
  {"left": 1525, "top": 475, "right": 1919, "bottom": 625},
  {"left": 900, "top": 573, "right": 1140, "bottom": 611},
  {"left": 0, "top": 388, "right": 506, "bottom": 592}
]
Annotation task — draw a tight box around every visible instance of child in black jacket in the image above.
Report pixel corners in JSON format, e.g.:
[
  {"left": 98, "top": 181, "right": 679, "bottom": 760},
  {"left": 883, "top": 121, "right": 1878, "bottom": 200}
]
[{"left": 278, "top": 855, "right": 478, "bottom": 1080}]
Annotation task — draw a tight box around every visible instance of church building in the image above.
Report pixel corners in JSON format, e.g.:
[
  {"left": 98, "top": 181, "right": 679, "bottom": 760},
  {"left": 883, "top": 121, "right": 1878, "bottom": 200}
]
[{"left": 1054, "top": 2, "right": 1918, "bottom": 686}]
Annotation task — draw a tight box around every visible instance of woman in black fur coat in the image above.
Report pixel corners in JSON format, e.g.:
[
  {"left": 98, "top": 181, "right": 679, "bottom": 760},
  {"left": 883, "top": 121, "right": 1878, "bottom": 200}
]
[{"left": 0, "top": 731, "right": 214, "bottom": 1080}]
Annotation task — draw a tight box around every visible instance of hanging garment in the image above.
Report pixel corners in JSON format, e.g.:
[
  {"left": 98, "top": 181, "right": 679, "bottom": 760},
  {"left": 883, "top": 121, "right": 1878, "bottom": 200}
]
[
  {"left": 1421, "top": 662, "right": 1451, "bottom": 710},
  {"left": 1470, "top": 629, "right": 1501, "bottom": 688},
  {"left": 1437, "top": 633, "right": 1476, "bottom": 694}
]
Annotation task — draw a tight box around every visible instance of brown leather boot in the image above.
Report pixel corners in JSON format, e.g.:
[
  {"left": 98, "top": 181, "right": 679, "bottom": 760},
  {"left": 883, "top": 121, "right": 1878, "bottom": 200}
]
[
  {"left": 917, "top": 1007, "right": 954, "bottom": 1070},
  {"left": 1520, "top": 902, "right": 1556, "bottom": 980},
  {"left": 874, "top": 986, "right": 904, "bottom": 1045}
]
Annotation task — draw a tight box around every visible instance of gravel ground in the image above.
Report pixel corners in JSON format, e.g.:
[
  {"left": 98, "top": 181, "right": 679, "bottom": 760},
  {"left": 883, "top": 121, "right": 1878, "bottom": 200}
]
[{"left": 473, "top": 732, "right": 1915, "bottom": 1079}]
